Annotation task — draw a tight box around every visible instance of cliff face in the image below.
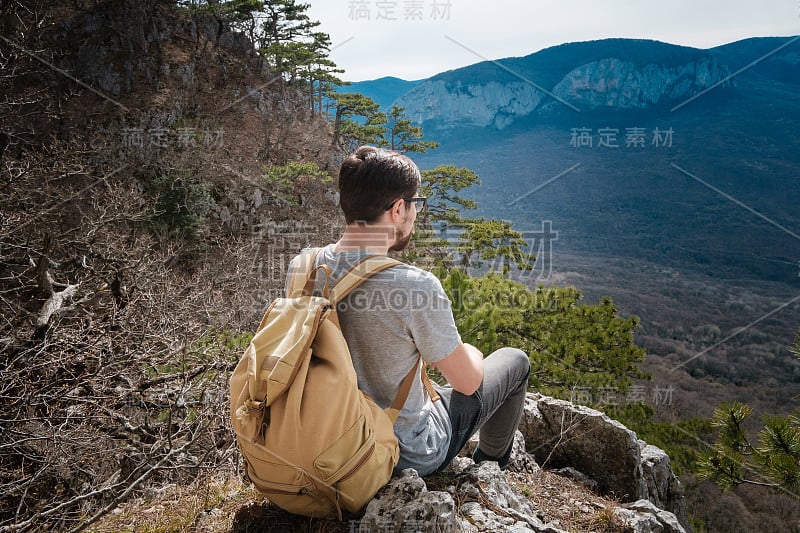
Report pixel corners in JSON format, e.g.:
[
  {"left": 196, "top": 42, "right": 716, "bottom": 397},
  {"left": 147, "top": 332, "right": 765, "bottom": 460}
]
[
  {"left": 399, "top": 80, "right": 544, "bottom": 130},
  {"left": 549, "top": 56, "right": 730, "bottom": 109},
  {"left": 395, "top": 55, "right": 732, "bottom": 131}
]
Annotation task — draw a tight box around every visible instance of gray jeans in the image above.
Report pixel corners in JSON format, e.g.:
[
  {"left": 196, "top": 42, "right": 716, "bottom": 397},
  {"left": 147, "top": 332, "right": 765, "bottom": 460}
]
[{"left": 434, "top": 347, "right": 531, "bottom": 472}]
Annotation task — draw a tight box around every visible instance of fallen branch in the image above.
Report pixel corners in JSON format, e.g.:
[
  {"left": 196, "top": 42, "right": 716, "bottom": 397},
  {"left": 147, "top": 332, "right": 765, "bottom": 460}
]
[{"left": 34, "top": 282, "right": 79, "bottom": 336}]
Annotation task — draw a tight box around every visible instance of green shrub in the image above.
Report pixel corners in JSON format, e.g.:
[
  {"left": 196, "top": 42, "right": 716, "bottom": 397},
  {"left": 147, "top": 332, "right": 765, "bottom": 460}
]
[{"left": 150, "top": 170, "right": 214, "bottom": 241}]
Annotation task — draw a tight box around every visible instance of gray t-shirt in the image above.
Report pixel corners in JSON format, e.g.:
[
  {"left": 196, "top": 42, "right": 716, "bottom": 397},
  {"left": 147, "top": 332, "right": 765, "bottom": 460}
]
[{"left": 286, "top": 244, "right": 460, "bottom": 475}]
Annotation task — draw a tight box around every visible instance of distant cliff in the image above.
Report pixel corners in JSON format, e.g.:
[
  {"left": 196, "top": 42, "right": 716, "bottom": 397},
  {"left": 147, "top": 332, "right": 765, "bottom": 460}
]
[{"left": 395, "top": 51, "right": 732, "bottom": 131}]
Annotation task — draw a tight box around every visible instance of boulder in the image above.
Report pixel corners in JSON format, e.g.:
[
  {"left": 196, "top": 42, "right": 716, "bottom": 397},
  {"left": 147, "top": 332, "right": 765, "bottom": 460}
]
[
  {"left": 360, "top": 463, "right": 567, "bottom": 533},
  {"left": 519, "top": 393, "right": 690, "bottom": 531},
  {"left": 615, "top": 499, "right": 687, "bottom": 533},
  {"left": 640, "top": 444, "right": 689, "bottom": 528},
  {"left": 520, "top": 394, "right": 643, "bottom": 499},
  {"left": 360, "top": 469, "right": 464, "bottom": 533}
]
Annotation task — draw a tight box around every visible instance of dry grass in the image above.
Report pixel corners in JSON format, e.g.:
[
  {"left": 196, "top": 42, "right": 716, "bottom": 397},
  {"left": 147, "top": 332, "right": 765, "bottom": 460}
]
[
  {"left": 86, "top": 476, "right": 250, "bottom": 533},
  {"left": 507, "top": 470, "right": 632, "bottom": 533},
  {"left": 87, "top": 474, "right": 360, "bottom": 533}
]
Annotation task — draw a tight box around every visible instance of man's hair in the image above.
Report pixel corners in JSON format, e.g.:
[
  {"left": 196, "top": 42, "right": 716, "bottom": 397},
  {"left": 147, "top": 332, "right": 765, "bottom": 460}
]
[{"left": 338, "top": 146, "right": 421, "bottom": 224}]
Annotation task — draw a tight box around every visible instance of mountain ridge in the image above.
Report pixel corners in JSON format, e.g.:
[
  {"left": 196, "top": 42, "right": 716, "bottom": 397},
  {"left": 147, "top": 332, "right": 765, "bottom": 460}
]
[{"left": 350, "top": 35, "right": 799, "bottom": 113}]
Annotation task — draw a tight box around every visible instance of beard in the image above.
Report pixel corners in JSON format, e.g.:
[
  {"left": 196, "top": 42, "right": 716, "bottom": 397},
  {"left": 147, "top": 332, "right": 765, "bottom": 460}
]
[
  {"left": 388, "top": 216, "right": 414, "bottom": 252},
  {"left": 389, "top": 230, "right": 412, "bottom": 252}
]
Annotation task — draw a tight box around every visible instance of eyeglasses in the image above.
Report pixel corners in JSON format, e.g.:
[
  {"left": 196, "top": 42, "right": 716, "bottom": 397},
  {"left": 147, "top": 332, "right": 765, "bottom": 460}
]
[{"left": 383, "top": 196, "right": 427, "bottom": 212}]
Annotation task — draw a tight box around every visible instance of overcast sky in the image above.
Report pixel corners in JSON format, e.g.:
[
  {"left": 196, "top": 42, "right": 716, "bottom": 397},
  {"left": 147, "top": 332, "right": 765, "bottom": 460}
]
[{"left": 306, "top": 1, "right": 800, "bottom": 82}]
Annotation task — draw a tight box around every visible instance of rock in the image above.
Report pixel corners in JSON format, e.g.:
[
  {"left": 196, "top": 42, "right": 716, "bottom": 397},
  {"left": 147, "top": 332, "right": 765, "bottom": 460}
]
[
  {"left": 74, "top": 45, "right": 123, "bottom": 95},
  {"left": 614, "top": 499, "right": 687, "bottom": 533},
  {"left": 460, "top": 431, "right": 538, "bottom": 474},
  {"left": 520, "top": 394, "right": 643, "bottom": 499},
  {"left": 361, "top": 457, "right": 566, "bottom": 533},
  {"left": 459, "top": 462, "right": 566, "bottom": 533},
  {"left": 519, "top": 394, "right": 690, "bottom": 531},
  {"left": 324, "top": 190, "right": 340, "bottom": 205},
  {"left": 464, "top": 462, "right": 535, "bottom": 515},
  {"left": 447, "top": 455, "right": 473, "bottom": 476},
  {"left": 507, "top": 431, "right": 540, "bottom": 474},
  {"left": 640, "top": 444, "right": 689, "bottom": 528},
  {"left": 360, "top": 469, "right": 464, "bottom": 533},
  {"left": 549, "top": 56, "right": 731, "bottom": 111},
  {"left": 253, "top": 188, "right": 263, "bottom": 209},
  {"left": 174, "top": 64, "right": 195, "bottom": 88},
  {"left": 396, "top": 80, "right": 544, "bottom": 131}
]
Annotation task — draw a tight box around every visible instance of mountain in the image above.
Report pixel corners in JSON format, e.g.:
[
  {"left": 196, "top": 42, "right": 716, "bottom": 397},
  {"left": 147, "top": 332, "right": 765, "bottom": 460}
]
[
  {"left": 342, "top": 76, "right": 422, "bottom": 108},
  {"left": 355, "top": 37, "right": 799, "bottom": 131},
  {"left": 396, "top": 39, "right": 735, "bottom": 130},
  {"left": 353, "top": 37, "right": 800, "bottom": 285}
]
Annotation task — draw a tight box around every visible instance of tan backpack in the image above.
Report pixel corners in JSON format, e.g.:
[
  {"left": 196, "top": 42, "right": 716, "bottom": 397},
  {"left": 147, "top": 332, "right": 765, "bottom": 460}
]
[{"left": 230, "top": 248, "right": 436, "bottom": 519}]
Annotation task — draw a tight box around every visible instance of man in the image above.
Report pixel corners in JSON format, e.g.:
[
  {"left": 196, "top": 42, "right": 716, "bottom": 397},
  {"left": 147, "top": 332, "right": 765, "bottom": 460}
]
[{"left": 287, "top": 145, "right": 530, "bottom": 476}]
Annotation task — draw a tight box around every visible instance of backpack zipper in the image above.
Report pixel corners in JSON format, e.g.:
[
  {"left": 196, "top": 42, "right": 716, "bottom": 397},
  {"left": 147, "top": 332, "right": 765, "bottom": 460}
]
[
  {"left": 338, "top": 444, "right": 375, "bottom": 484},
  {"left": 260, "top": 486, "right": 305, "bottom": 496}
]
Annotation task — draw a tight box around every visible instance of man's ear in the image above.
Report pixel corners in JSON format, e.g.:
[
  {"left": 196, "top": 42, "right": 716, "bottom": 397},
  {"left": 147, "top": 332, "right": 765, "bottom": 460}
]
[{"left": 386, "top": 199, "right": 405, "bottom": 222}]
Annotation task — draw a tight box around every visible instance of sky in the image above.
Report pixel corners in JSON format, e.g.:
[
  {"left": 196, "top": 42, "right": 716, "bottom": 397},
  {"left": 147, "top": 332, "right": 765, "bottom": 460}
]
[{"left": 306, "top": 1, "right": 800, "bottom": 82}]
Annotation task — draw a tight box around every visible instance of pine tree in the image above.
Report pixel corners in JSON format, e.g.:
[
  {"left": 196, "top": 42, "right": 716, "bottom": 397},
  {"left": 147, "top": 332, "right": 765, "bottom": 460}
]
[
  {"left": 382, "top": 105, "right": 439, "bottom": 153},
  {"left": 183, "top": 0, "right": 342, "bottom": 107},
  {"left": 456, "top": 219, "right": 535, "bottom": 274},
  {"left": 406, "top": 164, "right": 477, "bottom": 268},
  {"left": 261, "top": 0, "right": 320, "bottom": 74},
  {"left": 331, "top": 93, "right": 386, "bottom": 149},
  {"left": 420, "top": 165, "right": 480, "bottom": 224},
  {"left": 408, "top": 165, "right": 534, "bottom": 274},
  {"left": 304, "top": 32, "right": 344, "bottom": 114},
  {"left": 698, "top": 401, "right": 800, "bottom": 491},
  {"left": 437, "top": 270, "right": 648, "bottom": 395}
]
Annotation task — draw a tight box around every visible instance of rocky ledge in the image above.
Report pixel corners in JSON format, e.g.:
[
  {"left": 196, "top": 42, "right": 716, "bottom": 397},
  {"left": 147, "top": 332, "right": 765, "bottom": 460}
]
[{"left": 359, "top": 393, "right": 690, "bottom": 533}]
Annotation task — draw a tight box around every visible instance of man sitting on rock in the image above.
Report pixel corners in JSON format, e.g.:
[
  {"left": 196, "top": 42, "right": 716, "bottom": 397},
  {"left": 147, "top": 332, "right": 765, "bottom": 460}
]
[{"left": 287, "top": 145, "right": 531, "bottom": 475}]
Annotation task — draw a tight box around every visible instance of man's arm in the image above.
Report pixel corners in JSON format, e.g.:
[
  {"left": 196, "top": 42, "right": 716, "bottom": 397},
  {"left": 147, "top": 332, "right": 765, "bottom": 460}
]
[{"left": 432, "top": 342, "right": 484, "bottom": 396}]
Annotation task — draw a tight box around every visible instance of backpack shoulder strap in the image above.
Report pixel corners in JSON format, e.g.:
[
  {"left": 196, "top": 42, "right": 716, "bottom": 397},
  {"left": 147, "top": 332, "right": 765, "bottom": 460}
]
[
  {"left": 287, "top": 247, "right": 322, "bottom": 298},
  {"left": 385, "top": 359, "right": 440, "bottom": 423},
  {"left": 329, "top": 255, "right": 401, "bottom": 302}
]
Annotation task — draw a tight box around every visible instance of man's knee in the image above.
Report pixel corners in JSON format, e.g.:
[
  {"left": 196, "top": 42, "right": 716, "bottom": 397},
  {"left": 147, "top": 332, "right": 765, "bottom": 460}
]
[{"left": 493, "top": 347, "right": 530, "bottom": 381}]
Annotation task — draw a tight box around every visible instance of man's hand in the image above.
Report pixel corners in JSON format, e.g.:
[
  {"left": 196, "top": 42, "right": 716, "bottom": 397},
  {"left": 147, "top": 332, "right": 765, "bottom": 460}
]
[{"left": 432, "top": 342, "right": 484, "bottom": 395}]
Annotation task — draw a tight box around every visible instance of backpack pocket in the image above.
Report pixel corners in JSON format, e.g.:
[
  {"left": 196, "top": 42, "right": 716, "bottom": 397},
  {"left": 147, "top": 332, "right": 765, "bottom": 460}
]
[
  {"left": 243, "top": 448, "right": 336, "bottom": 517},
  {"left": 314, "top": 415, "right": 395, "bottom": 513}
]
